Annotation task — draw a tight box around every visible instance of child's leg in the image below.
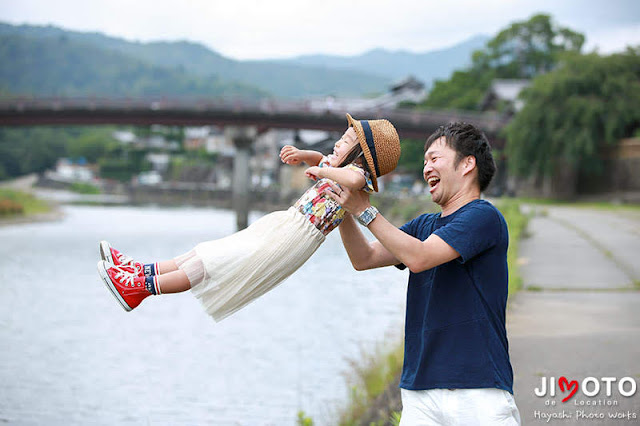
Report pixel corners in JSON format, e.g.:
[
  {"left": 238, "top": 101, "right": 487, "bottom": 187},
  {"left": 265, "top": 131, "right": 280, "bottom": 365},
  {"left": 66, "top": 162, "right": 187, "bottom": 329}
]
[
  {"left": 155, "top": 269, "right": 191, "bottom": 294},
  {"left": 156, "top": 260, "right": 179, "bottom": 275},
  {"left": 148, "top": 249, "right": 206, "bottom": 294},
  {"left": 173, "top": 249, "right": 206, "bottom": 288}
]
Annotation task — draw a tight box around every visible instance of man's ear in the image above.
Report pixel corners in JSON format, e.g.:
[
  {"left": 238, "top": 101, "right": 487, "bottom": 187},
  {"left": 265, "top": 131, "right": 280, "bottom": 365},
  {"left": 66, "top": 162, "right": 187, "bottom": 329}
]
[{"left": 461, "top": 155, "right": 476, "bottom": 176}]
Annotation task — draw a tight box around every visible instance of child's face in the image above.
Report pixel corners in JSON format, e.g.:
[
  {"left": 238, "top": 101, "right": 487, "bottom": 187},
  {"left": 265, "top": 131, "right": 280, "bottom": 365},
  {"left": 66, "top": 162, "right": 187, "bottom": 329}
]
[{"left": 328, "top": 127, "right": 359, "bottom": 167}]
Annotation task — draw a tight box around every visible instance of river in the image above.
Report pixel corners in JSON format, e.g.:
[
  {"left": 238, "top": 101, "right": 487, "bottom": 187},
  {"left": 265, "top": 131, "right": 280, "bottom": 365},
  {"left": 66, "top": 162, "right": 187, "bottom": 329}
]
[{"left": 0, "top": 205, "right": 407, "bottom": 425}]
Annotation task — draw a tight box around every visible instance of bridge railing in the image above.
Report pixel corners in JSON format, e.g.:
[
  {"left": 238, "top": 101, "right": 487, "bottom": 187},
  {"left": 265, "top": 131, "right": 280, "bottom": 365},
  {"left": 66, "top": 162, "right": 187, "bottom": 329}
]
[{"left": 0, "top": 96, "right": 510, "bottom": 134}]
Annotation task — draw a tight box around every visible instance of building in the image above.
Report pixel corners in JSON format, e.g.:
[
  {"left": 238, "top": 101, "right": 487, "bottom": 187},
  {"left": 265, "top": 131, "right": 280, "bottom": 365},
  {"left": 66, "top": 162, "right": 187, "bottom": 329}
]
[
  {"left": 308, "top": 75, "right": 428, "bottom": 113},
  {"left": 375, "top": 75, "right": 428, "bottom": 108},
  {"left": 49, "top": 158, "right": 95, "bottom": 182},
  {"left": 480, "top": 79, "right": 531, "bottom": 114}
]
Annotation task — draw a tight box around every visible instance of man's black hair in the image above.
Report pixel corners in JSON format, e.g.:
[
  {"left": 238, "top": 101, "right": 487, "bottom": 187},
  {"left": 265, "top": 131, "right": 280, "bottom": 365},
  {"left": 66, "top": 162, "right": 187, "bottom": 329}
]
[{"left": 424, "top": 122, "right": 496, "bottom": 192}]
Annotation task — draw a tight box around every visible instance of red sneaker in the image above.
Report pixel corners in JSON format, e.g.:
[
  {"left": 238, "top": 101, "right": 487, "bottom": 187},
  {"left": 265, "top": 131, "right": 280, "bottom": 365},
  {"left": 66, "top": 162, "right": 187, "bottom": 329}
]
[
  {"left": 99, "top": 241, "right": 144, "bottom": 277},
  {"left": 97, "top": 260, "right": 154, "bottom": 311}
]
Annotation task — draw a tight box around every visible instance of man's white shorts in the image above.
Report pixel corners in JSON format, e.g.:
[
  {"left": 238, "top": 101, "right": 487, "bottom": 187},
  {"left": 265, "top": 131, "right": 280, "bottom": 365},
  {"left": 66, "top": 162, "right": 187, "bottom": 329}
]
[{"left": 399, "top": 387, "right": 521, "bottom": 425}]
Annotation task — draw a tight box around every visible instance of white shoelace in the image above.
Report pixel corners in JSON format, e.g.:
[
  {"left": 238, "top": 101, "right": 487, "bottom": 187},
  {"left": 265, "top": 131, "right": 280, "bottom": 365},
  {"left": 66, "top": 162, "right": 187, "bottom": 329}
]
[
  {"left": 114, "top": 251, "right": 143, "bottom": 275},
  {"left": 115, "top": 251, "right": 134, "bottom": 266},
  {"left": 113, "top": 266, "right": 141, "bottom": 287}
]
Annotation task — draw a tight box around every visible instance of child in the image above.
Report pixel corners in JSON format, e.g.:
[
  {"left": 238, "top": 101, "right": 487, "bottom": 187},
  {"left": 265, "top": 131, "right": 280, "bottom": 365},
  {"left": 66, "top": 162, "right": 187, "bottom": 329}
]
[{"left": 97, "top": 113, "right": 400, "bottom": 322}]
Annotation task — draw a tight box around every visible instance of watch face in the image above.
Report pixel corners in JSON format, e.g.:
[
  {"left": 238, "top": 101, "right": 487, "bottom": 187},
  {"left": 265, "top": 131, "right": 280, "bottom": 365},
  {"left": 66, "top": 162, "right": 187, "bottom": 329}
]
[{"left": 358, "top": 207, "right": 376, "bottom": 226}]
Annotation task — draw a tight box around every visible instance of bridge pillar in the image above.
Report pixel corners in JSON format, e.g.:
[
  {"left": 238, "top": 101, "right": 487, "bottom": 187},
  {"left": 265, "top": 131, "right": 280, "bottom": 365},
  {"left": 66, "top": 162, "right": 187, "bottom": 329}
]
[{"left": 226, "top": 126, "right": 256, "bottom": 230}]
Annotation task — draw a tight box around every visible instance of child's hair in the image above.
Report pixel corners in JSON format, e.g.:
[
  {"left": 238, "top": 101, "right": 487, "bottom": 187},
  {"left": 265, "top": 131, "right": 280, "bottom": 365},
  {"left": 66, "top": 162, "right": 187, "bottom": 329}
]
[{"left": 337, "top": 143, "right": 372, "bottom": 176}]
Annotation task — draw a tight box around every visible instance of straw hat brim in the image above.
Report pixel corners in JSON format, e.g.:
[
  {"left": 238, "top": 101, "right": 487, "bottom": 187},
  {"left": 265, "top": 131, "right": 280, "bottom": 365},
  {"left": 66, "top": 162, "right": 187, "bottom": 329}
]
[
  {"left": 346, "top": 113, "right": 380, "bottom": 192},
  {"left": 346, "top": 113, "right": 401, "bottom": 192}
]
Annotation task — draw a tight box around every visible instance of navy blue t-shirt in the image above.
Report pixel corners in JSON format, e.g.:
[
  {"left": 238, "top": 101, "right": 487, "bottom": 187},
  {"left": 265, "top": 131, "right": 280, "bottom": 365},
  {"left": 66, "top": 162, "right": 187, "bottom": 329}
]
[{"left": 397, "top": 199, "right": 514, "bottom": 394}]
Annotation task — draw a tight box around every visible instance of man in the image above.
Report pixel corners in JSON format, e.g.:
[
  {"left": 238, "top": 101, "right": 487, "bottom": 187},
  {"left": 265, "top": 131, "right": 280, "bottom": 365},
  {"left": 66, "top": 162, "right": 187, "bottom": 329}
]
[{"left": 326, "top": 122, "right": 521, "bottom": 425}]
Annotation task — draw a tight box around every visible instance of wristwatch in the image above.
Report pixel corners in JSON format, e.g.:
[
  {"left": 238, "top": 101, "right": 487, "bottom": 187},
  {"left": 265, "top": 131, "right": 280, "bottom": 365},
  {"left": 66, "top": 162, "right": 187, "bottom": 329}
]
[{"left": 356, "top": 206, "right": 379, "bottom": 227}]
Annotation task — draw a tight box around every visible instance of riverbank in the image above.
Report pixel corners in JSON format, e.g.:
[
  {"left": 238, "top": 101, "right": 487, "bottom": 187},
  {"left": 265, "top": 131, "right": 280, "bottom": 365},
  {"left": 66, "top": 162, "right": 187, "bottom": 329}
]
[{"left": 0, "top": 187, "right": 64, "bottom": 227}]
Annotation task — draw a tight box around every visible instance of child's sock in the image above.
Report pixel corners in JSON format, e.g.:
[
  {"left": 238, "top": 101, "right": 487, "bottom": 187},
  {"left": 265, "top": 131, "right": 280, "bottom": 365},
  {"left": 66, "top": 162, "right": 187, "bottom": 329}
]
[
  {"left": 143, "top": 263, "right": 158, "bottom": 277},
  {"left": 145, "top": 276, "right": 161, "bottom": 295}
]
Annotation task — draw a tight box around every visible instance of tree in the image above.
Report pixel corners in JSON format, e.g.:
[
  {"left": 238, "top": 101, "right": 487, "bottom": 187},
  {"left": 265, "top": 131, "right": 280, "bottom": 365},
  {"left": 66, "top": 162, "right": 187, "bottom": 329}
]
[
  {"left": 422, "top": 69, "right": 494, "bottom": 111},
  {"left": 0, "top": 126, "right": 119, "bottom": 180},
  {"left": 472, "top": 14, "right": 584, "bottom": 78},
  {"left": 397, "top": 138, "right": 427, "bottom": 177},
  {"left": 505, "top": 48, "right": 640, "bottom": 189},
  {"left": 0, "top": 127, "right": 67, "bottom": 178},
  {"left": 66, "top": 129, "right": 119, "bottom": 162},
  {"left": 420, "top": 14, "right": 584, "bottom": 110}
]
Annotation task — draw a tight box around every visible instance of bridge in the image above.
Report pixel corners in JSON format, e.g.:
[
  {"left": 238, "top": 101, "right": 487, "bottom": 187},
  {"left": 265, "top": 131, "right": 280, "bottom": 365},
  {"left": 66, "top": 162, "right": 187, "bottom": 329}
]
[
  {"left": 0, "top": 97, "right": 510, "bottom": 228},
  {"left": 0, "top": 97, "right": 509, "bottom": 139}
]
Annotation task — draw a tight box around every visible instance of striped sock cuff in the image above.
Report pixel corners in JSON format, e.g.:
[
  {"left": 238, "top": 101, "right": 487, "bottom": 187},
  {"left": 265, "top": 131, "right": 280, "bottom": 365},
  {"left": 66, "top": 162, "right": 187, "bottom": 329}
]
[
  {"left": 143, "top": 263, "right": 158, "bottom": 277},
  {"left": 154, "top": 276, "right": 162, "bottom": 295},
  {"left": 145, "top": 276, "right": 160, "bottom": 295}
]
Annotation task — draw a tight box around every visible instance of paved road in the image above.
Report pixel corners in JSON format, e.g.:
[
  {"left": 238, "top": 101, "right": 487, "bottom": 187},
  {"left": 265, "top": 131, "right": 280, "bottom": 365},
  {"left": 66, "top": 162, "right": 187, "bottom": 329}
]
[{"left": 509, "top": 205, "right": 640, "bottom": 425}]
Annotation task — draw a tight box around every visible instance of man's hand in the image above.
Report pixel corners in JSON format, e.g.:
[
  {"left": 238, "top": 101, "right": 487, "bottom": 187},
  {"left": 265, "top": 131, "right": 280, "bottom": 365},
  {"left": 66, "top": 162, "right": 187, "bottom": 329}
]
[
  {"left": 280, "top": 145, "right": 303, "bottom": 165},
  {"left": 324, "top": 182, "right": 371, "bottom": 215}
]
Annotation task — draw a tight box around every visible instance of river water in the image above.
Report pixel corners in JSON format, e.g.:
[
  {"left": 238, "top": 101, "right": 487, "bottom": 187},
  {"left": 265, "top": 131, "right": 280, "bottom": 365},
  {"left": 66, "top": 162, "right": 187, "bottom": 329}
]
[{"left": 0, "top": 205, "right": 407, "bottom": 425}]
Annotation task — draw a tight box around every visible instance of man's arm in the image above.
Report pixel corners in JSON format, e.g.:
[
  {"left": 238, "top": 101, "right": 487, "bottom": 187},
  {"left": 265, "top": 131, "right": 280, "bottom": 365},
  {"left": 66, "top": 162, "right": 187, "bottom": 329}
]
[
  {"left": 326, "top": 184, "right": 460, "bottom": 273},
  {"left": 337, "top": 214, "right": 400, "bottom": 270}
]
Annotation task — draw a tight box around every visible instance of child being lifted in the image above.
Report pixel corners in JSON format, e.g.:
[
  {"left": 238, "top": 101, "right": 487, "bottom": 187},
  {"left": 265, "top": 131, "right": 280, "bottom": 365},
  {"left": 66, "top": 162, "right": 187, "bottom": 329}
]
[{"left": 97, "top": 113, "right": 400, "bottom": 322}]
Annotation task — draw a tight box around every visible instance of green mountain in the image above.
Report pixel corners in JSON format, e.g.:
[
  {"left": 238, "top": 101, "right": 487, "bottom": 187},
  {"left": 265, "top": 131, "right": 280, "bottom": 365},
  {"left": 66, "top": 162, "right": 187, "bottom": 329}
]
[
  {"left": 0, "top": 33, "right": 264, "bottom": 98},
  {"left": 0, "top": 22, "right": 391, "bottom": 98},
  {"left": 278, "top": 35, "right": 490, "bottom": 87}
]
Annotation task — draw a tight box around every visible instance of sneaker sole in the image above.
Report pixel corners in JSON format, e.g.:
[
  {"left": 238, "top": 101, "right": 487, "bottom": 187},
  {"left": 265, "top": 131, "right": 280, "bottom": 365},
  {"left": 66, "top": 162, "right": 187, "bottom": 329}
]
[
  {"left": 99, "top": 241, "right": 114, "bottom": 264},
  {"left": 97, "top": 260, "right": 132, "bottom": 312}
]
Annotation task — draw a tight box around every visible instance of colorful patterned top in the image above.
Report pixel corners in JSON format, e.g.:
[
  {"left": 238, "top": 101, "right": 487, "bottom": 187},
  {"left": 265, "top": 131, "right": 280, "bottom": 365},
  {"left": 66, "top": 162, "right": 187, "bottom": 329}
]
[{"left": 294, "top": 158, "right": 374, "bottom": 236}]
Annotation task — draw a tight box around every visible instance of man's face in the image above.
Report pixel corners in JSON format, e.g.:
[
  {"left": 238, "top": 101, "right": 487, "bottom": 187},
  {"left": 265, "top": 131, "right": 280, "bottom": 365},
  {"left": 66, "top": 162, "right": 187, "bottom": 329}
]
[{"left": 423, "top": 137, "right": 464, "bottom": 205}]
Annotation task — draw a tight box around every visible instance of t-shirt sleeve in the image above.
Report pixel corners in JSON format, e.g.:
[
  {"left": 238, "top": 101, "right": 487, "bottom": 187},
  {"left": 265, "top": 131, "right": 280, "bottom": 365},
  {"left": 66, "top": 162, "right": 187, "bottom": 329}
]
[
  {"left": 343, "top": 163, "right": 374, "bottom": 193},
  {"left": 433, "top": 205, "right": 502, "bottom": 264},
  {"left": 318, "top": 156, "right": 331, "bottom": 167}
]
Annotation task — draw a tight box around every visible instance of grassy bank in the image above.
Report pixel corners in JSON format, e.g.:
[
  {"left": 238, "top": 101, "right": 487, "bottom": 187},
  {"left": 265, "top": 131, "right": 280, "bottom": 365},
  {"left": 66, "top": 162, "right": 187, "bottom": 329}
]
[
  {"left": 496, "top": 198, "right": 530, "bottom": 295},
  {"left": 0, "top": 188, "right": 51, "bottom": 217},
  {"left": 328, "top": 197, "right": 529, "bottom": 426}
]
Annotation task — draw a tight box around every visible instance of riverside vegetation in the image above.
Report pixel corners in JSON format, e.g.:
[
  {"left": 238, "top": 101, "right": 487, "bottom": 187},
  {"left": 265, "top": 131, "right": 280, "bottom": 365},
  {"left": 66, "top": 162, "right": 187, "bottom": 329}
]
[{"left": 0, "top": 188, "right": 50, "bottom": 217}]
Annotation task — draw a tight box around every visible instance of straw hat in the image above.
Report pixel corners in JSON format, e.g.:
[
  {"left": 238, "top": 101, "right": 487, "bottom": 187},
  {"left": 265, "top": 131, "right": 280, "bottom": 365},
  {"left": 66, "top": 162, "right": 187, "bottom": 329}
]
[{"left": 346, "top": 113, "right": 401, "bottom": 192}]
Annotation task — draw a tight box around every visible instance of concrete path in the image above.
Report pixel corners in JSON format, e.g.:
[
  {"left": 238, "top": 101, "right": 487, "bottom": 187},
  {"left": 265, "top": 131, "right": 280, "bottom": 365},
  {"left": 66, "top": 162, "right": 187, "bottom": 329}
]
[
  {"left": 0, "top": 173, "right": 38, "bottom": 191},
  {"left": 509, "top": 205, "right": 640, "bottom": 425}
]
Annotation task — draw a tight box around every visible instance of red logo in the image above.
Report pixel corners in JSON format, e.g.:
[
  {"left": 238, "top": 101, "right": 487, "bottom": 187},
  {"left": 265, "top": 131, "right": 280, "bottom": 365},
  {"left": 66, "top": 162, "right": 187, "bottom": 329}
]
[{"left": 558, "top": 376, "right": 579, "bottom": 402}]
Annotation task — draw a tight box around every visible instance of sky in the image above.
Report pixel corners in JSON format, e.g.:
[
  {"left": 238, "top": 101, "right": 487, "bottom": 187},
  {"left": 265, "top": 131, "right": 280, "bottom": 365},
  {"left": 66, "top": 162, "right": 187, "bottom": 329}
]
[{"left": 0, "top": 0, "right": 639, "bottom": 60}]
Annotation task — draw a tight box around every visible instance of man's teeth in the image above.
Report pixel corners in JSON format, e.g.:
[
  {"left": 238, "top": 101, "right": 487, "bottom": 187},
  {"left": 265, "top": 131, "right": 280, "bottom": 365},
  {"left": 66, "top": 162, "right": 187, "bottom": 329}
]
[{"left": 428, "top": 177, "right": 440, "bottom": 186}]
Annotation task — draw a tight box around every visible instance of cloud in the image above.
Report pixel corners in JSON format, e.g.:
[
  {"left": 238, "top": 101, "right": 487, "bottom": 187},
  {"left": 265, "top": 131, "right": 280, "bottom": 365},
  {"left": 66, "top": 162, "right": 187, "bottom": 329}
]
[
  {"left": 0, "top": 0, "right": 638, "bottom": 59},
  {"left": 584, "top": 24, "right": 640, "bottom": 53}
]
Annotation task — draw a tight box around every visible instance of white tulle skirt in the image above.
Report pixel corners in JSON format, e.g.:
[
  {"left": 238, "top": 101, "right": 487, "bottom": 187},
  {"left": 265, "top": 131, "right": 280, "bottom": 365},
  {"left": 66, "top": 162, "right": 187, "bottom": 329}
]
[{"left": 175, "top": 207, "right": 325, "bottom": 322}]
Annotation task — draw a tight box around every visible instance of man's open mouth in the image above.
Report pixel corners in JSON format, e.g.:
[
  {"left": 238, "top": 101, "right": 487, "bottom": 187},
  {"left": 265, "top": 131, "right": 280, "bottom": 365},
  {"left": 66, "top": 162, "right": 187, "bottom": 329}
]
[{"left": 427, "top": 176, "right": 440, "bottom": 187}]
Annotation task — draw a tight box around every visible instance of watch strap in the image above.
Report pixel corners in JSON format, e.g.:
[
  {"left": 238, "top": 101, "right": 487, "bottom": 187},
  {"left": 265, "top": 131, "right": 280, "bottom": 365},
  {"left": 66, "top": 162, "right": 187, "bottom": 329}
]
[{"left": 356, "top": 206, "right": 379, "bottom": 226}]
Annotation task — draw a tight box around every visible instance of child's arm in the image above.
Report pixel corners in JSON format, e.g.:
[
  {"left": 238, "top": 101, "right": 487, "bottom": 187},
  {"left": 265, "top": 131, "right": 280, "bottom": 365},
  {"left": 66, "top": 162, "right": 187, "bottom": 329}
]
[
  {"left": 279, "top": 145, "right": 324, "bottom": 166},
  {"left": 305, "top": 165, "right": 366, "bottom": 191}
]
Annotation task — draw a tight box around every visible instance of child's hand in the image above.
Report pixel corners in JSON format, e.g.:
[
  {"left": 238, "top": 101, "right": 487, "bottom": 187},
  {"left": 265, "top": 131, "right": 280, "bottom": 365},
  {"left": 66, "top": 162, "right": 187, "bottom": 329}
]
[
  {"left": 280, "top": 145, "right": 302, "bottom": 165},
  {"left": 305, "top": 166, "right": 322, "bottom": 181}
]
